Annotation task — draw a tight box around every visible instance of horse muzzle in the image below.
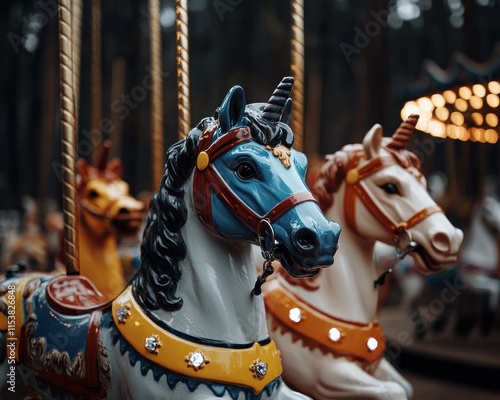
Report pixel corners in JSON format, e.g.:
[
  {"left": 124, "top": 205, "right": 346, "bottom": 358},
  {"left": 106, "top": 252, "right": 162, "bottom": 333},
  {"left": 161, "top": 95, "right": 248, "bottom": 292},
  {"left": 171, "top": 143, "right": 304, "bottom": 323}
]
[
  {"left": 410, "top": 225, "right": 464, "bottom": 274},
  {"left": 109, "top": 200, "right": 146, "bottom": 236},
  {"left": 274, "top": 213, "right": 341, "bottom": 278}
]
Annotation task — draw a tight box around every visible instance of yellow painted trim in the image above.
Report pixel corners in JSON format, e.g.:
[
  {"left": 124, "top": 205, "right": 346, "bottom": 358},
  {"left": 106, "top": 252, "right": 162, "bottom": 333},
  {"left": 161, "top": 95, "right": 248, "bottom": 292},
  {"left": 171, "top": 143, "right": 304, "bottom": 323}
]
[{"left": 112, "top": 287, "right": 282, "bottom": 394}]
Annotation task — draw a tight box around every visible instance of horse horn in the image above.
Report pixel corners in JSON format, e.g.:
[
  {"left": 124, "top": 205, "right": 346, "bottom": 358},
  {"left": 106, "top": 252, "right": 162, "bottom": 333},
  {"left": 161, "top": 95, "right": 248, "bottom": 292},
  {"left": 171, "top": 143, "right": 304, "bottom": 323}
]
[
  {"left": 387, "top": 114, "right": 419, "bottom": 150},
  {"left": 97, "top": 140, "right": 111, "bottom": 171},
  {"left": 262, "top": 77, "right": 294, "bottom": 122}
]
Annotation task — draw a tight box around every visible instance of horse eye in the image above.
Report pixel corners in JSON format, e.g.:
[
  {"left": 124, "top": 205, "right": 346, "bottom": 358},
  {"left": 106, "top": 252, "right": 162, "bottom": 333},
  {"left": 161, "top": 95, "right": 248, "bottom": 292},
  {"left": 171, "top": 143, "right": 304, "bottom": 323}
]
[
  {"left": 88, "top": 189, "right": 99, "bottom": 199},
  {"left": 236, "top": 163, "right": 257, "bottom": 180},
  {"left": 381, "top": 182, "right": 400, "bottom": 195}
]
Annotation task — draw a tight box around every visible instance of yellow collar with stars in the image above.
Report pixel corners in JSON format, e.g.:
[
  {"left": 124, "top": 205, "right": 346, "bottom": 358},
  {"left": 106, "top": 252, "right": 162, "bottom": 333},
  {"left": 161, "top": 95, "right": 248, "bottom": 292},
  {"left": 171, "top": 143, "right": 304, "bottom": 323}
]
[{"left": 112, "top": 286, "right": 282, "bottom": 394}]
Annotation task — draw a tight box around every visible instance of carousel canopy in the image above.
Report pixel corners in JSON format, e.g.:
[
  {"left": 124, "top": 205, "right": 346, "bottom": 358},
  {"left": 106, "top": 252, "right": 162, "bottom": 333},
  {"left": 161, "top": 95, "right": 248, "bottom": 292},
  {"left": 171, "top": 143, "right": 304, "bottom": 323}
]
[{"left": 401, "top": 43, "right": 500, "bottom": 143}]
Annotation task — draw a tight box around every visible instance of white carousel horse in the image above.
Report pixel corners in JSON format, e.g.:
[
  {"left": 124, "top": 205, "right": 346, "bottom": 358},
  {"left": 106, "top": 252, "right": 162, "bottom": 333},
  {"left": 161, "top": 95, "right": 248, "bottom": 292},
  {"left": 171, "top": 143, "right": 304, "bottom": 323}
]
[
  {"left": 0, "top": 77, "right": 340, "bottom": 399},
  {"left": 458, "top": 189, "right": 500, "bottom": 332},
  {"left": 263, "top": 115, "right": 464, "bottom": 400}
]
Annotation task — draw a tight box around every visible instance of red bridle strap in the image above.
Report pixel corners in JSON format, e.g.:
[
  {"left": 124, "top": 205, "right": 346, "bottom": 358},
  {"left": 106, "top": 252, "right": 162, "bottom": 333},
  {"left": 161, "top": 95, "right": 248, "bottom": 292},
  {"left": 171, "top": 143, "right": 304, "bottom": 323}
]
[
  {"left": 193, "top": 126, "right": 318, "bottom": 234},
  {"left": 344, "top": 156, "right": 443, "bottom": 239}
]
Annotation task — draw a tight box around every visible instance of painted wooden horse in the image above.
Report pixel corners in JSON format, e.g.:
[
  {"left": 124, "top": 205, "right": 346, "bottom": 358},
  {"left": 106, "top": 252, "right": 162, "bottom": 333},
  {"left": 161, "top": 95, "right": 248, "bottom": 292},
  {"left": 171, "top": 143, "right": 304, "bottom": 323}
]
[
  {"left": 0, "top": 77, "right": 341, "bottom": 399},
  {"left": 55, "top": 141, "right": 146, "bottom": 300},
  {"left": 458, "top": 184, "right": 500, "bottom": 334},
  {"left": 263, "top": 115, "right": 464, "bottom": 400}
]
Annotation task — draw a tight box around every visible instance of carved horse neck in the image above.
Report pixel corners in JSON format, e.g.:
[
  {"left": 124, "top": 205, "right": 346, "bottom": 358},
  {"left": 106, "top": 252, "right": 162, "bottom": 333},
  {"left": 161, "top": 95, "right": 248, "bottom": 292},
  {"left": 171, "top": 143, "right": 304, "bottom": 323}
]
[
  {"left": 148, "top": 176, "right": 269, "bottom": 345},
  {"left": 78, "top": 216, "right": 125, "bottom": 299},
  {"left": 280, "top": 182, "right": 379, "bottom": 324}
]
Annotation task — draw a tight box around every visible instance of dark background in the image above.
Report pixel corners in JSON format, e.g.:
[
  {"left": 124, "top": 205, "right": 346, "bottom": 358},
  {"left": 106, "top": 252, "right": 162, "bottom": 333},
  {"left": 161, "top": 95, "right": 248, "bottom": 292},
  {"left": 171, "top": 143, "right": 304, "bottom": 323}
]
[
  {"left": 1, "top": 2, "right": 500, "bottom": 398},
  {"left": 1, "top": 0, "right": 500, "bottom": 219}
]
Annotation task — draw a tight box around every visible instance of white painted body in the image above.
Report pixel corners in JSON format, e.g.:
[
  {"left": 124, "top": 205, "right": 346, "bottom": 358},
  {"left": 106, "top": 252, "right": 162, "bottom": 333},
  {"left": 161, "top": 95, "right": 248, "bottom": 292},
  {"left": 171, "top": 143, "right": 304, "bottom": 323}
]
[
  {"left": 264, "top": 120, "right": 463, "bottom": 400},
  {"left": 459, "top": 195, "right": 500, "bottom": 310}
]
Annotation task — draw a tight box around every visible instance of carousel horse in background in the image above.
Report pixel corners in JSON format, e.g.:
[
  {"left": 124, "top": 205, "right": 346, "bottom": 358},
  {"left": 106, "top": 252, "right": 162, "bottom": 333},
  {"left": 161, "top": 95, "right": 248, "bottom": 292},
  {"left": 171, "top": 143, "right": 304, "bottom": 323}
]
[
  {"left": 0, "top": 77, "right": 340, "bottom": 399},
  {"left": 0, "top": 197, "right": 55, "bottom": 272},
  {"left": 374, "top": 172, "right": 461, "bottom": 320},
  {"left": 57, "top": 141, "right": 146, "bottom": 299},
  {"left": 263, "top": 115, "right": 464, "bottom": 400},
  {"left": 457, "top": 182, "right": 500, "bottom": 335}
]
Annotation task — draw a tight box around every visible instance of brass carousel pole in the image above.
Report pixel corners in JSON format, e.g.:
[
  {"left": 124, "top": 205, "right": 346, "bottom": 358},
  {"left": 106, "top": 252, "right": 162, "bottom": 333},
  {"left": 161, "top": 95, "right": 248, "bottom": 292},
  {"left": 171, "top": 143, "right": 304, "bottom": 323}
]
[
  {"left": 149, "top": 0, "right": 164, "bottom": 187},
  {"left": 91, "top": 0, "right": 102, "bottom": 164},
  {"left": 290, "top": 0, "right": 305, "bottom": 152},
  {"left": 58, "top": 0, "right": 79, "bottom": 274},
  {"left": 176, "top": 0, "right": 191, "bottom": 140},
  {"left": 72, "top": 0, "right": 82, "bottom": 131}
]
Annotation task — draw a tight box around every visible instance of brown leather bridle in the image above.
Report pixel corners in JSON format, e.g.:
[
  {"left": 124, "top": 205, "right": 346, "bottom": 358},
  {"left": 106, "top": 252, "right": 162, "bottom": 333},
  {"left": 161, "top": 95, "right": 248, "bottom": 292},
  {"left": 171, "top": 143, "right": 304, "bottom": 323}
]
[
  {"left": 192, "top": 125, "right": 318, "bottom": 236},
  {"left": 343, "top": 154, "right": 442, "bottom": 248}
]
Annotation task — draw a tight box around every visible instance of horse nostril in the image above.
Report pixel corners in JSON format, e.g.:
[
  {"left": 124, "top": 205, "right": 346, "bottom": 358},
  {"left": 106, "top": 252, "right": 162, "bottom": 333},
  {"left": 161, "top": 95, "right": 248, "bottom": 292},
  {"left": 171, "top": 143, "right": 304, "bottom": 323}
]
[
  {"left": 295, "top": 228, "right": 318, "bottom": 255},
  {"left": 118, "top": 207, "right": 130, "bottom": 215},
  {"left": 430, "top": 230, "right": 451, "bottom": 253}
]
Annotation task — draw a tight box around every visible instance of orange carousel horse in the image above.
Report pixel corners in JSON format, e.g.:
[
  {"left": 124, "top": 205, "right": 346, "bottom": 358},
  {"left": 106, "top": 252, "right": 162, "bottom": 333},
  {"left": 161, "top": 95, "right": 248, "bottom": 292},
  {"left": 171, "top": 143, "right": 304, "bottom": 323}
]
[{"left": 56, "top": 141, "right": 145, "bottom": 299}]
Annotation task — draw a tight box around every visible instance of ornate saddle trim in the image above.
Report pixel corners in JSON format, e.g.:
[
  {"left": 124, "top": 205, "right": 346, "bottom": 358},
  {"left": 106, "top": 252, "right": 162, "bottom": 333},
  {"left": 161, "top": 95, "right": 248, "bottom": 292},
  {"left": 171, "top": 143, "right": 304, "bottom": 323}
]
[
  {"left": 264, "top": 286, "right": 386, "bottom": 366},
  {"left": 46, "top": 275, "right": 112, "bottom": 314},
  {"left": 113, "top": 286, "right": 282, "bottom": 395},
  {"left": 0, "top": 274, "right": 44, "bottom": 360}
]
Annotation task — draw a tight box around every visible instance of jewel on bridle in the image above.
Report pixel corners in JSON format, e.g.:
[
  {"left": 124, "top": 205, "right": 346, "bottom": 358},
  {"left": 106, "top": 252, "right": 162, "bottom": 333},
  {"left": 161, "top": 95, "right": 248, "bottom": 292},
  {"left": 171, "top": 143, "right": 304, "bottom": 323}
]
[{"left": 196, "top": 151, "right": 210, "bottom": 171}]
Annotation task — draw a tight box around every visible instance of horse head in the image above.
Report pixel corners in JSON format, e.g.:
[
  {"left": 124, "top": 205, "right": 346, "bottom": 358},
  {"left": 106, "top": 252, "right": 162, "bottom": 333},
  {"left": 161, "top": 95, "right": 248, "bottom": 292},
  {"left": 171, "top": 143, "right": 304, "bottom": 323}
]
[
  {"left": 77, "top": 141, "right": 145, "bottom": 239},
  {"left": 195, "top": 77, "right": 340, "bottom": 277},
  {"left": 135, "top": 77, "right": 341, "bottom": 312},
  {"left": 314, "top": 114, "right": 463, "bottom": 274}
]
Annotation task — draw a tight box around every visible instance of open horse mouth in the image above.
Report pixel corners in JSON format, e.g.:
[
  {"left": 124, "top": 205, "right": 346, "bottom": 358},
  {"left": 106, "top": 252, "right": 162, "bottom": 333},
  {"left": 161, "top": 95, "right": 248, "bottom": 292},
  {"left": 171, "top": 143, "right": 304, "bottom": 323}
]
[
  {"left": 411, "top": 245, "right": 443, "bottom": 273},
  {"left": 111, "top": 213, "right": 144, "bottom": 236},
  {"left": 274, "top": 242, "right": 333, "bottom": 278}
]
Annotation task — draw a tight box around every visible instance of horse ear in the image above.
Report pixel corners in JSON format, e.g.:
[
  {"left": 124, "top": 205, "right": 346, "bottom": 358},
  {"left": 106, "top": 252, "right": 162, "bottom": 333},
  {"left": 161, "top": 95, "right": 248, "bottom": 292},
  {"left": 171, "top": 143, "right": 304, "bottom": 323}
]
[
  {"left": 108, "top": 158, "right": 123, "bottom": 177},
  {"left": 362, "top": 124, "right": 383, "bottom": 160},
  {"left": 78, "top": 159, "right": 89, "bottom": 182},
  {"left": 218, "top": 85, "right": 246, "bottom": 133}
]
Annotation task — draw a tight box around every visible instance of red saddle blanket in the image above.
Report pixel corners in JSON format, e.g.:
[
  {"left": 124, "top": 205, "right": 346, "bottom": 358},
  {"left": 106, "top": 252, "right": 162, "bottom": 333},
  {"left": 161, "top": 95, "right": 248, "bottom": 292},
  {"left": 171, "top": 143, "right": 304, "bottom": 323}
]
[{"left": 46, "top": 275, "right": 112, "bottom": 314}]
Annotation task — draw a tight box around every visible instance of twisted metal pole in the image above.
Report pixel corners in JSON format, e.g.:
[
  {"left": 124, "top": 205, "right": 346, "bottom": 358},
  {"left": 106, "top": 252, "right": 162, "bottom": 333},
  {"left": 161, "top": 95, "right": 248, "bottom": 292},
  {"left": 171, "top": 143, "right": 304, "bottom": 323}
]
[
  {"left": 72, "top": 0, "right": 82, "bottom": 131},
  {"left": 58, "top": 0, "right": 79, "bottom": 274},
  {"left": 91, "top": 0, "right": 102, "bottom": 164},
  {"left": 149, "top": 0, "right": 164, "bottom": 187},
  {"left": 176, "top": 0, "right": 191, "bottom": 139},
  {"left": 290, "top": 0, "right": 305, "bottom": 152}
]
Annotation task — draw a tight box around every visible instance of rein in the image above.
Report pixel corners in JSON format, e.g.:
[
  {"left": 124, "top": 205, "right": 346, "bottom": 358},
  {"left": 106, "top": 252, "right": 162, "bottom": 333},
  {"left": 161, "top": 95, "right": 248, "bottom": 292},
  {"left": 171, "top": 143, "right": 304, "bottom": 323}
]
[{"left": 343, "top": 154, "right": 442, "bottom": 286}]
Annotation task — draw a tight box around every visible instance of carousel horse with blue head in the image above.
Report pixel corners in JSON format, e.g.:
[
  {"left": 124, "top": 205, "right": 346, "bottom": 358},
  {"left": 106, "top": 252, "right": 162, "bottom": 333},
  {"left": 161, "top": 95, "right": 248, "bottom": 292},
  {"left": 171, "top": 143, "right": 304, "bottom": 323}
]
[
  {"left": 0, "top": 77, "right": 341, "bottom": 400},
  {"left": 263, "top": 115, "right": 464, "bottom": 400}
]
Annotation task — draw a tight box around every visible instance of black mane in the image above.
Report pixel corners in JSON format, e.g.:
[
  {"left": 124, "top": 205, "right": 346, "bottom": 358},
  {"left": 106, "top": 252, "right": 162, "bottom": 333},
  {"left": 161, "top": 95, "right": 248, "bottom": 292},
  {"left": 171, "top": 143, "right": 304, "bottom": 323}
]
[
  {"left": 132, "top": 119, "right": 205, "bottom": 311},
  {"left": 243, "top": 104, "right": 294, "bottom": 148},
  {"left": 133, "top": 108, "right": 295, "bottom": 311}
]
